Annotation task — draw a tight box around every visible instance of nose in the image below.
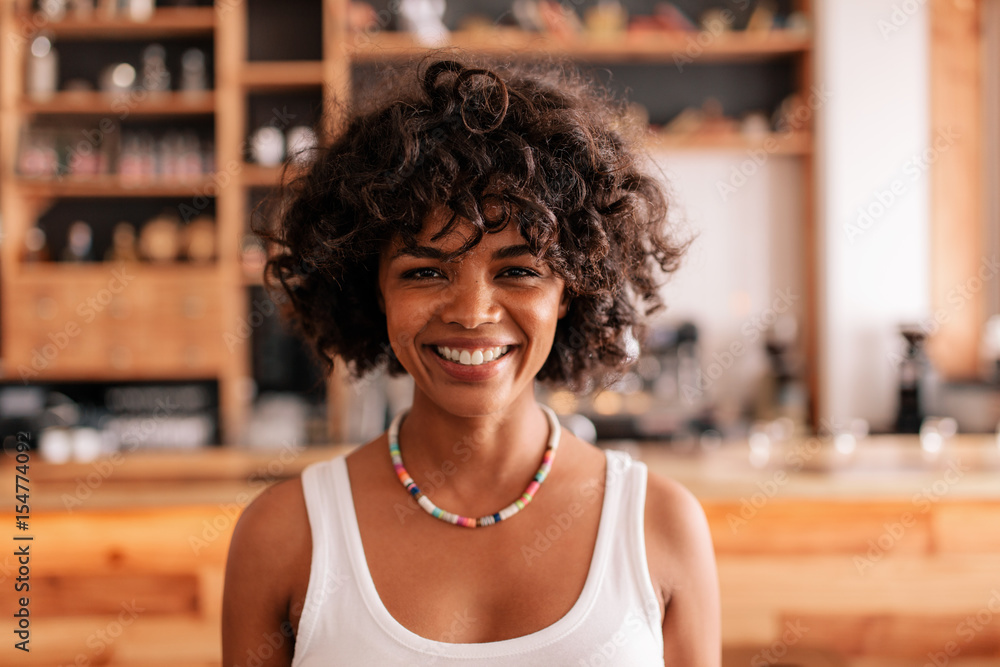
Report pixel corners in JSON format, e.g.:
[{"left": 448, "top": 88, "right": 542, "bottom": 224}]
[{"left": 439, "top": 277, "right": 501, "bottom": 329}]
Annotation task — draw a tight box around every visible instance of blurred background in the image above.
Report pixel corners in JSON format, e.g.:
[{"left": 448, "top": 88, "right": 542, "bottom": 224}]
[{"left": 0, "top": 0, "right": 998, "bottom": 665}]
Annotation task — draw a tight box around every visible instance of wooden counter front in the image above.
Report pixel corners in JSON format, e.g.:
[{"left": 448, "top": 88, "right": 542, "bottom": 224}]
[{"left": 3, "top": 435, "right": 999, "bottom": 666}]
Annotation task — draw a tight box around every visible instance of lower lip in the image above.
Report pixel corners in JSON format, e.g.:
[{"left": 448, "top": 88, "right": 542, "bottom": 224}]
[{"left": 425, "top": 346, "right": 516, "bottom": 382}]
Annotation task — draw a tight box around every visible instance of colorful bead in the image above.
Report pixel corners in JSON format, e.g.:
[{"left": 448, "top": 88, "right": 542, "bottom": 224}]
[{"left": 387, "top": 403, "right": 561, "bottom": 528}]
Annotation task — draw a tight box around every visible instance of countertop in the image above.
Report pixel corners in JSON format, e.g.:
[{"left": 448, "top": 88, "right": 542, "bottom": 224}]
[{"left": 12, "top": 434, "right": 1000, "bottom": 511}]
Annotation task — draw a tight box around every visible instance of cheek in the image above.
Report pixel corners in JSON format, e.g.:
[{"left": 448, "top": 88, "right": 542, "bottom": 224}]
[
  {"left": 383, "top": 296, "right": 426, "bottom": 351},
  {"left": 522, "top": 291, "right": 565, "bottom": 347}
]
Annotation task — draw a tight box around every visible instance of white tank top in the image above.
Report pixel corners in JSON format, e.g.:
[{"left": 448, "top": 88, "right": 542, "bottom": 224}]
[{"left": 292, "top": 448, "right": 665, "bottom": 666}]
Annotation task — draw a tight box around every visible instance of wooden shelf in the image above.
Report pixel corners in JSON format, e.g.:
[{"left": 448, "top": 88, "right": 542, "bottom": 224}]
[
  {"left": 241, "top": 163, "right": 310, "bottom": 187},
  {"left": 16, "top": 176, "right": 217, "bottom": 198},
  {"left": 352, "top": 28, "right": 811, "bottom": 63},
  {"left": 646, "top": 130, "right": 812, "bottom": 155},
  {"left": 240, "top": 61, "right": 325, "bottom": 91},
  {"left": 21, "top": 91, "right": 215, "bottom": 116},
  {"left": 14, "top": 262, "right": 219, "bottom": 280},
  {"left": 18, "top": 7, "right": 215, "bottom": 40},
  {"left": 240, "top": 163, "right": 283, "bottom": 187}
]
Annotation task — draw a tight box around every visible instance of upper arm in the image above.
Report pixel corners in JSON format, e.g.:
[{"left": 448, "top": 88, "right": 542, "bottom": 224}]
[
  {"left": 644, "top": 471, "right": 721, "bottom": 667},
  {"left": 222, "top": 477, "right": 310, "bottom": 667}
]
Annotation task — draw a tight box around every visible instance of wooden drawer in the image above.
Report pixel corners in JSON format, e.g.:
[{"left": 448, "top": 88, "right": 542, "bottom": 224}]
[
  {"left": 5, "top": 274, "right": 121, "bottom": 377},
  {"left": 2, "top": 267, "right": 223, "bottom": 378}
]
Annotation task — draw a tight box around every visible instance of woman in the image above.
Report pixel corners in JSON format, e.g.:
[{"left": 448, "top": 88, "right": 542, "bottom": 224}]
[{"left": 223, "top": 56, "right": 719, "bottom": 666}]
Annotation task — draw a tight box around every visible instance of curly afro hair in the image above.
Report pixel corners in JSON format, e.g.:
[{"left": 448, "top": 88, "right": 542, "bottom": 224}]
[{"left": 255, "top": 54, "right": 687, "bottom": 393}]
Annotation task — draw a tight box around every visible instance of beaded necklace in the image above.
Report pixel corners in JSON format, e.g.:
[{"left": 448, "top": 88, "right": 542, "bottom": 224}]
[{"left": 388, "top": 404, "right": 561, "bottom": 528}]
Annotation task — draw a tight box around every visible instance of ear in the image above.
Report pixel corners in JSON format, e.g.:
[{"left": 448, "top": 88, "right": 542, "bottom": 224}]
[
  {"left": 558, "top": 290, "right": 571, "bottom": 319},
  {"left": 377, "top": 285, "right": 386, "bottom": 314}
]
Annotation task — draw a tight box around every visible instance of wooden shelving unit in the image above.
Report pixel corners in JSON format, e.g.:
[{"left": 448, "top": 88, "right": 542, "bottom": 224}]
[
  {"left": 14, "top": 175, "right": 218, "bottom": 198},
  {"left": 240, "top": 60, "right": 325, "bottom": 90},
  {"left": 21, "top": 90, "right": 215, "bottom": 115},
  {"left": 14, "top": 5, "right": 215, "bottom": 39},
  {"left": 646, "top": 129, "right": 812, "bottom": 154},
  {"left": 0, "top": 0, "right": 818, "bottom": 444},
  {"left": 0, "top": 1, "right": 235, "bottom": 433}
]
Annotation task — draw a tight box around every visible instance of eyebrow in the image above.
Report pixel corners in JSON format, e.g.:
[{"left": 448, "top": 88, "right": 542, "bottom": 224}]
[{"left": 390, "top": 244, "right": 536, "bottom": 261}]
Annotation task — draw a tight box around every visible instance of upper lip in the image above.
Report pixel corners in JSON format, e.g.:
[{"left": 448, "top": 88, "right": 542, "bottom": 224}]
[{"left": 426, "top": 338, "right": 519, "bottom": 349}]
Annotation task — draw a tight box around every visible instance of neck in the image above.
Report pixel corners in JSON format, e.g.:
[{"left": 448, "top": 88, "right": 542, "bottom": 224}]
[{"left": 394, "top": 390, "right": 552, "bottom": 505}]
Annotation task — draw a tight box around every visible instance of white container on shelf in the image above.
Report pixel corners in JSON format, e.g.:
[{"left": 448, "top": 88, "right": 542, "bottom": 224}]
[{"left": 26, "top": 35, "right": 58, "bottom": 101}]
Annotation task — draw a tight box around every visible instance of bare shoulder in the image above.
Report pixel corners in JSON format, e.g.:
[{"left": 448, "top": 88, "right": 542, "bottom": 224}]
[
  {"left": 222, "top": 475, "right": 312, "bottom": 663},
  {"left": 230, "top": 476, "right": 311, "bottom": 565},
  {"left": 643, "top": 470, "right": 716, "bottom": 594},
  {"left": 643, "top": 470, "right": 713, "bottom": 555}
]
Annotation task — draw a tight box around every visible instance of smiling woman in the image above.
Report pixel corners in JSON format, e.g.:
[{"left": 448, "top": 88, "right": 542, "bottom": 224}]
[{"left": 223, "top": 55, "right": 719, "bottom": 666}]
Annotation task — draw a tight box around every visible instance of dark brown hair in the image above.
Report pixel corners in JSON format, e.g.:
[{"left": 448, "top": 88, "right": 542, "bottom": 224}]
[{"left": 255, "top": 54, "right": 687, "bottom": 393}]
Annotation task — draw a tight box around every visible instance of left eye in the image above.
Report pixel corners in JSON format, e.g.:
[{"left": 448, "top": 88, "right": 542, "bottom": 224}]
[
  {"left": 501, "top": 267, "right": 540, "bottom": 278},
  {"left": 402, "top": 268, "right": 443, "bottom": 280}
]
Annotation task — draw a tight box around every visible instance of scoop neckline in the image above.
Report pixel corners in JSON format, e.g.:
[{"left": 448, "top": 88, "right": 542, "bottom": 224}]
[{"left": 333, "top": 448, "right": 623, "bottom": 658}]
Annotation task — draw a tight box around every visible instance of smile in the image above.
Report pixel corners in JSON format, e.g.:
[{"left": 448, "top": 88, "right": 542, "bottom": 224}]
[{"left": 434, "top": 345, "right": 510, "bottom": 366}]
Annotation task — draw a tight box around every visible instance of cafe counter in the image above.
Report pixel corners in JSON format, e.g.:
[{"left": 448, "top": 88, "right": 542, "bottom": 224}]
[{"left": 4, "top": 435, "right": 1000, "bottom": 666}]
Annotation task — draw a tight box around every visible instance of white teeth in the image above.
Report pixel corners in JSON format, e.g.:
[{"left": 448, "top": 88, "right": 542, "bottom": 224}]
[{"left": 435, "top": 345, "right": 510, "bottom": 366}]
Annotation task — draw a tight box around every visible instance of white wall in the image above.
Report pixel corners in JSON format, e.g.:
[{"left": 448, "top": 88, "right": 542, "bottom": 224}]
[
  {"left": 647, "top": 151, "right": 805, "bottom": 422},
  {"left": 643, "top": 0, "right": 933, "bottom": 432},
  {"left": 815, "top": 0, "right": 931, "bottom": 430}
]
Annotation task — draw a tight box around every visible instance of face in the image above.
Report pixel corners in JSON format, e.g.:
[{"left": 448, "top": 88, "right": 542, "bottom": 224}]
[{"left": 377, "top": 206, "right": 568, "bottom": 418}]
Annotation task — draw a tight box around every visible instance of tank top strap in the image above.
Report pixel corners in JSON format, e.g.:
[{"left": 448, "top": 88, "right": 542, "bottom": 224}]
[
  {"left": 604, "top": 448, "right": 665, "bottom": 646},
  {"left": 296, "top": 456, "right": 354, "bottom": 659}
]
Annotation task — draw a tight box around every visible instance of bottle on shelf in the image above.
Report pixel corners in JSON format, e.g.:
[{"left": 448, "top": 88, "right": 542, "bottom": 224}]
[
  {"left": 26, "top": 33, "right": 58, "bottom": 101},
  {"left": 141, "top": 43, "right": 172, "bottom": 93},
  {"left": 61, "top": 220, "right": 95, "bottom": 262},
  {"left": 105, "top": 222, "right": 140, "bottom": 262}
]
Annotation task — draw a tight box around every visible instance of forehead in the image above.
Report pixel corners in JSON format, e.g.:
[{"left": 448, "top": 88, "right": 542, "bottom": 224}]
[{"left": 384, "top": 205, "right": 526, "bottom": 257}]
